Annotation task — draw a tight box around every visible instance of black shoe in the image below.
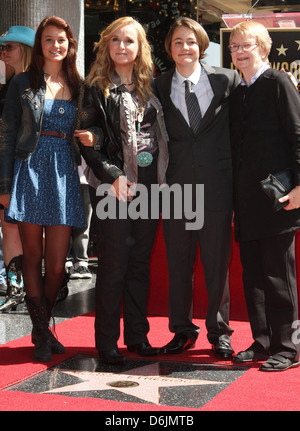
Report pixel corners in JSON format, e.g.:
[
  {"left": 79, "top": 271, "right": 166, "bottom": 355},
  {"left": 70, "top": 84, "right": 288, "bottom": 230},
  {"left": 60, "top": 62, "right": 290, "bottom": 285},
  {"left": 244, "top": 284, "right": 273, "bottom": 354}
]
[
  {"left": 233, "top": 346, "right": 269, "bottom": 363},
  {"left": 259, "top": 354, "right": 300, "bottom": 372},
  {"left": 212, "top": 340, "right": 234, "bottom": 359},
  {"left": 70, "top": 265, "right": 92, "bottom": 280},
  {"left": 32, "top": 329, "right": 65, "bottom": 354},
  {"left": 127, "top": 341, "right": 160, "bottom": 356},
  {"left": 161, "top": 333, "right": 195, "bottom": 355},
  {"left": 98, "top": 348, "right": 127, "bottom": 365}
]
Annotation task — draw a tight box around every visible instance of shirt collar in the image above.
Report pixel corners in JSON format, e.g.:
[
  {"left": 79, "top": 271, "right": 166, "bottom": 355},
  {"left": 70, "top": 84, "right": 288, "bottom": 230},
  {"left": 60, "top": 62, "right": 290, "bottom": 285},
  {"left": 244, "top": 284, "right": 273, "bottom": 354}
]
[
  {"left": 175, "top": 62, "right": 202, "bottom": 86},
  {"left": 109, "top": 71, "right": 137, "bottom": 90},
  {"left": 241, "top": 62, "right": 270, "bottom": 87}
]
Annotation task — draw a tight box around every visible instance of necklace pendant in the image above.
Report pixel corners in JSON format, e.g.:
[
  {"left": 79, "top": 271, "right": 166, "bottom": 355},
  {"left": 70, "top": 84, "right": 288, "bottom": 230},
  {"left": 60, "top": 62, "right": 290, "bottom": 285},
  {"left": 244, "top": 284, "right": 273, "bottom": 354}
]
[
  {"left": 59, "top": 106, "right": 65, "bottom": 115},
  {"left": 137, "top": 107, "right": 144, "bottom": 123}
]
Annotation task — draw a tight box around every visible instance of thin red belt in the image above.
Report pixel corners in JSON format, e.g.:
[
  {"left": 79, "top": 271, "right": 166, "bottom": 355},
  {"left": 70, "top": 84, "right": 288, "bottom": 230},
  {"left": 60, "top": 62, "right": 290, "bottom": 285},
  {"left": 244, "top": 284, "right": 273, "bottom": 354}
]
[{"left": 40, "top": 131, "right": 71, "bottom": 140}]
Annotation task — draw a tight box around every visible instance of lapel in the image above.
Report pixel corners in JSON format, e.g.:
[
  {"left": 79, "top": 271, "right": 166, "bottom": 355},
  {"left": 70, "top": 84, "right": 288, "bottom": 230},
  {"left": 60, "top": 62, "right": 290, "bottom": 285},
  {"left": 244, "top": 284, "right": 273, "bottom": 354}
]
[
  {"left": 158, "top": 67, "right": 194, "bottom": 135},
  {"left": 195, "top": 63, "right": 227, "bottom": 134}
]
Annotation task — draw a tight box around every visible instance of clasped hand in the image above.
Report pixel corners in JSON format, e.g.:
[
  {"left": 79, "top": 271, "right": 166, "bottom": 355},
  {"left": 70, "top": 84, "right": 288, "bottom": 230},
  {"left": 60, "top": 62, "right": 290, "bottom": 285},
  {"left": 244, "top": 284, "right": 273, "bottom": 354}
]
[
  {"left": 74, "top": 129, "right": 95, "bottom": 146},
  {"left": 110, "top": 176, "right": 135, "bottom": 202},
  {"left": 279, "top": 185, "right": 300, "bottom": 210},
  {"left": 74, "top": 130, "right": 135, "bottom": 202}
]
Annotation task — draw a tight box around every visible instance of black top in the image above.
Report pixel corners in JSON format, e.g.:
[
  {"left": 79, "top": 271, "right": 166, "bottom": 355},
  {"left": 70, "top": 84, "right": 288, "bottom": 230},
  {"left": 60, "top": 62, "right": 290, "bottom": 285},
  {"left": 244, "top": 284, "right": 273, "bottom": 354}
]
[{"left": 229, "top": 68, "right": 300, "bottom": 241}]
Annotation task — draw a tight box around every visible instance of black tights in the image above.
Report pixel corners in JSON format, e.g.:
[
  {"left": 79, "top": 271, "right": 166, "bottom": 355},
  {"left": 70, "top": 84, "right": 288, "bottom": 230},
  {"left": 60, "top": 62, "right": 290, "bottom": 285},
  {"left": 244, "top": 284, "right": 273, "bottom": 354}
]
[{"left": 18, "top": 222, "right": 72, "bottom": 306}]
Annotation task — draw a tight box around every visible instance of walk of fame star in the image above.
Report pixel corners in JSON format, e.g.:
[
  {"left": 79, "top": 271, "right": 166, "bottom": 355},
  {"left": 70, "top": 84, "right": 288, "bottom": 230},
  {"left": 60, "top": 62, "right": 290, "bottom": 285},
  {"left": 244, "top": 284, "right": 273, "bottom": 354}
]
[
  {"left": 42, "top": 362, "right": 229, "bottom": 405},
  {"left": 5, "top": 355, "right": 249, "bottom": 408}
]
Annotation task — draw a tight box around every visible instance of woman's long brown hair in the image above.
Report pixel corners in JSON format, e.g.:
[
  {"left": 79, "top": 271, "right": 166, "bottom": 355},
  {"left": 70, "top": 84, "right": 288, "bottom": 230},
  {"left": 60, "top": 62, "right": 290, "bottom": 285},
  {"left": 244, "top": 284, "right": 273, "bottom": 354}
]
[{"left": 27, "top": 16, "right": 81, "bottom": 99}]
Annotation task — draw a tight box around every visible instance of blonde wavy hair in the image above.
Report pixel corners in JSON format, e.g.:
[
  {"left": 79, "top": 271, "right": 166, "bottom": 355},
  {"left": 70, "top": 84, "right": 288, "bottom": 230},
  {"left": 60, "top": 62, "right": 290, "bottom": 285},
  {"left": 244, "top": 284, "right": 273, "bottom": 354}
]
[
  {"left": 85, "top": 16, "right": 154, "bottom": 103},
  {"left": 19, "top": 43, "right": 33, "bottom": 72},
  {"left": 0, "top": 33, "right": 32, "bottom": 80}
]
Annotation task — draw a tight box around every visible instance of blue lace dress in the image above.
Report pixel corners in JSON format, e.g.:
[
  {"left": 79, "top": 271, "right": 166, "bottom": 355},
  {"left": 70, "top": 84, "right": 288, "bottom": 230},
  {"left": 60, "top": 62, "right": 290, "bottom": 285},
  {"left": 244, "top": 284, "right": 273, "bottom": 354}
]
[{"left": 6, "top": 99, "right": 86, "bottom": 228}]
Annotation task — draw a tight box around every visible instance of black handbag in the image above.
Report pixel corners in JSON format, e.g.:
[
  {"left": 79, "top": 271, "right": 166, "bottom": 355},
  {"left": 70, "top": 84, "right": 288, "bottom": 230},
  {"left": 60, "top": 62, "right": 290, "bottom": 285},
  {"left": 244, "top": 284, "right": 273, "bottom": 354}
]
[{"left": 260, "top": 168, "right": 294, "bottom": 211}]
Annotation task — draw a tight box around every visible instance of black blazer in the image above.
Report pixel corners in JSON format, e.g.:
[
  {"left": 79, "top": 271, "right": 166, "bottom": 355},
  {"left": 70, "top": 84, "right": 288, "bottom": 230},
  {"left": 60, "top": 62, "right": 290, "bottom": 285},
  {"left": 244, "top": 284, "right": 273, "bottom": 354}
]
[
  {"left": 230, "top": 68, "right": 300, "bottom": 241},
  {"left": 153, "top": 62, "right": 240, "bottom": 212}
]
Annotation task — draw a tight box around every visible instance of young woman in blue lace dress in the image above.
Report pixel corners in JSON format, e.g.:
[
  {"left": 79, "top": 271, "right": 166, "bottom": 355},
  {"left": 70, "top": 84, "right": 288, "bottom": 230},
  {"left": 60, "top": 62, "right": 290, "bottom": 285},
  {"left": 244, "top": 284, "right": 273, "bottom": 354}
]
[{"left": 0, "top": 16, "right": 85, "bottom": 362}]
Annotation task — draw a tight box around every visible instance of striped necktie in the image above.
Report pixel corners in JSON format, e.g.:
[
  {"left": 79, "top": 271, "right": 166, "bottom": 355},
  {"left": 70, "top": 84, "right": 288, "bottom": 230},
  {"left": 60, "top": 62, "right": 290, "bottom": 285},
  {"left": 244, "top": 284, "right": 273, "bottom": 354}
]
[{"left": 184, "top": 80, "right": 202, "bottom": 133}]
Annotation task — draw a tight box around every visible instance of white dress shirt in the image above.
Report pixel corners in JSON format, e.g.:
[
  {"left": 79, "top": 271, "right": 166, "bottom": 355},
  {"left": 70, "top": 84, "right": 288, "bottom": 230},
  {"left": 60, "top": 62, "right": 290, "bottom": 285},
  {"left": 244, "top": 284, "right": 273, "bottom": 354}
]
[{"left": 170, "top": 63, "right": 214, "bottom": 127}]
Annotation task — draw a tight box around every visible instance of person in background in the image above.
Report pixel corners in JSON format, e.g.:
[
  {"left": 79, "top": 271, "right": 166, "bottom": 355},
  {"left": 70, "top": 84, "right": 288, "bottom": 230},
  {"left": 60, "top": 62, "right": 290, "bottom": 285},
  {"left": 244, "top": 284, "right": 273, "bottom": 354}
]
[
  {"left": 153, "top": 17, "right": 240, "bottom": 359},
  {"left": 0, "top": 26, "right": 35, "bottom": 312},
  {"left": 76, "top": 16, "right": 169, "bottom": 365},
  {"left": 0, "top": 42, "right": 10, "bottom": 297},
  {"left": 0, "top": 35, "right": 14, "bottom": 111},
  {"left": 65, "top": 157, "right": 93, "bottom": 280},
  {"left": 0, "top": 226, "right": 6, "bottom": 295},
  {"left": 0, "top": 16, "right": 86, "bottom": 362},
  {"left": 229, "top": 21, "right": 300, "bottom": 371}
]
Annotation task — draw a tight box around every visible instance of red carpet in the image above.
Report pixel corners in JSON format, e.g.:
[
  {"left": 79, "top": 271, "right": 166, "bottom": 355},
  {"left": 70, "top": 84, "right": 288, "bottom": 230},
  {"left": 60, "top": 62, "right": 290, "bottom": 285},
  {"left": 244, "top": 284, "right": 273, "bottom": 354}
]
[{"left": 1, "top": 313, "right": 300, "bottom": 411}]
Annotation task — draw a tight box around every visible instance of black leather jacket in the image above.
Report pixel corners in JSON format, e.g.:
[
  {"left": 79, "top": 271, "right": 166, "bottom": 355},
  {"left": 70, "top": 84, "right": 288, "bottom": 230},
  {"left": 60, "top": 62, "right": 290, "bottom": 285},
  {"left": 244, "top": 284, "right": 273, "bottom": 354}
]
[
  {"left": 0, "top": 72, "right": 81, "bottom": 195},
  {"left": 78, "top": 83, "right": 169, "bottom": 186},
  {"left": 78, "top": 84, "right": 125, "bottom": 185}
]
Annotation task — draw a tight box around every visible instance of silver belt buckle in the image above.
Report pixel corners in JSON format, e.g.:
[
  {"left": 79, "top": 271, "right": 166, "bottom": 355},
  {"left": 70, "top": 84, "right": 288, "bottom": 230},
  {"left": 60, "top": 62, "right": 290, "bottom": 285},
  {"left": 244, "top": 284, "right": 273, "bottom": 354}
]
[{"left": 137, "top": 151, "right": 153, "bottom": 167}]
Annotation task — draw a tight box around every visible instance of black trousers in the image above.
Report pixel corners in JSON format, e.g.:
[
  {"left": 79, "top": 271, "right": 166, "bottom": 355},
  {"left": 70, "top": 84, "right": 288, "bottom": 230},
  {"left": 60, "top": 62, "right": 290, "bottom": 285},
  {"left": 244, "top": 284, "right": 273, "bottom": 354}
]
[
  {"left": 163, "top": 206, "right": 234, "bottom": 345},
  {"left": 239, "top": 231, "right": 299, "bottom": 360},
  {"left": 94, "top": 163, "right": 159, "bottom": 351}
]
